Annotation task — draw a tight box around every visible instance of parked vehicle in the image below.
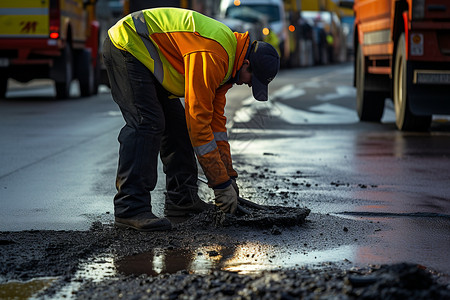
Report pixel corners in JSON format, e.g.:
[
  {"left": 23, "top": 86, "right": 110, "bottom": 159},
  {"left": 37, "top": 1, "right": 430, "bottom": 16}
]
[
  {"left": 217, "top": 17, "right": 265, "bottom": 42},
  {"left": 301, "top": 10, "right": 347, "bottom": 64},
  {"left": 351, "top": 0, "right": 450, "bottom": 131},
  {"left": 0, "top": 0, "right": 100, "bottom": 99},
  {"left": 302, "top": 12, "right": 330, "bottom": 65},
  {"left": 219, "top": 0, "right": 290, "bottom": 65}
]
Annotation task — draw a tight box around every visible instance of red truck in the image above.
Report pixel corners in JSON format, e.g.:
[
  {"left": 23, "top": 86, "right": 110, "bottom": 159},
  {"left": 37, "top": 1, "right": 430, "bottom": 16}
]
[
  {"left": 351, "top": 0, "right": 450, "bottom": 131},
  {"left": 0, "top": 0, "right": 100, "bottom": 99}
]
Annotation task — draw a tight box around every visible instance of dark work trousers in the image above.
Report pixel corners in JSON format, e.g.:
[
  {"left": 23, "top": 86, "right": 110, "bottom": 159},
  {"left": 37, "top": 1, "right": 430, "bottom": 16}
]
[{"left": 102, "top": 37, "right": 198, "bottom": 218}]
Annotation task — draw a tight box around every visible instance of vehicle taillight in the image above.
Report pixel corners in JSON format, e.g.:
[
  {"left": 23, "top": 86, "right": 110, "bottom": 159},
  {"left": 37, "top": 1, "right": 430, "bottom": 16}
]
[{"left": 49, "top": 0, "right": 60, "bottom": 39}]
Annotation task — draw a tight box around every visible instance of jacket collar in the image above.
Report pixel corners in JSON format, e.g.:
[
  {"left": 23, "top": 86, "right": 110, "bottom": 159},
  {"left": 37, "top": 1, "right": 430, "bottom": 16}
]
[{"left": 230, "top": 32, "right": 250, "bottom": 81}]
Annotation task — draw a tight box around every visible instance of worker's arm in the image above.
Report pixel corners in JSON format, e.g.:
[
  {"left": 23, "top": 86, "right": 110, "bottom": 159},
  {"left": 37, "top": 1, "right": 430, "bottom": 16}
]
[
  {"left": 183, "top": 51, "right": 230, "bottom": 188},
  {"left": 211, "top": 83, "right": 238, "bottom": 179}
]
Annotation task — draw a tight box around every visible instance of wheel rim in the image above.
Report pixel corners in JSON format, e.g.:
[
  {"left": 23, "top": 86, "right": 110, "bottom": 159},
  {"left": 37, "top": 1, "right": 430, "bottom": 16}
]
[
  {"left": 398, "top": 56, "right": 404, "bottom": 112},
  {"left": 394, "top": 37, "right": 406, "bottom": 128}
]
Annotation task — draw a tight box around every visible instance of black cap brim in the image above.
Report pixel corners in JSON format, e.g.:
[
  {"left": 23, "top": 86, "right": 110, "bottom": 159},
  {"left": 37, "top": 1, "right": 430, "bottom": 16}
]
[{"left": 251, "top": 75, "right": 268, "bottom": 101}]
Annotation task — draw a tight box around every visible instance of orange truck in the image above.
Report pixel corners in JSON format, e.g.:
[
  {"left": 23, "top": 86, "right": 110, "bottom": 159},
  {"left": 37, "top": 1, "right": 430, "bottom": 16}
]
[
  {"left": 351, "top": 0, "right": 450, "bottom": 131},
  {"left": 0, "top": 0, "right": 100, "bottom": 99}
]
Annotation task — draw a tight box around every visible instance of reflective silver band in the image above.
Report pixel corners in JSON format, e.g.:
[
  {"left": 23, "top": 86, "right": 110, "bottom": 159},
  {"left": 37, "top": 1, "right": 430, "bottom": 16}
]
[
  {"left": 213, "top": 131, "right": 228, "bottom": 142},
  {"left": 131, "top": 11, "right": 164, "bottom": 83},
  {"left": 194, "top": 140, "right": 217, "bottom": 156}
]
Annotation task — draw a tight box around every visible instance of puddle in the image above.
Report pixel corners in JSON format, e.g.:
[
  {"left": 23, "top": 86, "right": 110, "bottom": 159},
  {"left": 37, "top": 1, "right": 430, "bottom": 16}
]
[
  {"left": 114, "top": 239, "right": 450, "bottom": 277},
  {"left": 115, "top": 243, "right": 355, "bottom": 276},
  {"left": 0, "top": 277, "right": 57, "bottom": 299}
]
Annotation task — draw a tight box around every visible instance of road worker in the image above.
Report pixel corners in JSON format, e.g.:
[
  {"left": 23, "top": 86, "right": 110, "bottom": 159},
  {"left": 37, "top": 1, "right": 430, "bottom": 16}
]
[{"left": 103, "top": 7, "right": 280, "bottom": 231}]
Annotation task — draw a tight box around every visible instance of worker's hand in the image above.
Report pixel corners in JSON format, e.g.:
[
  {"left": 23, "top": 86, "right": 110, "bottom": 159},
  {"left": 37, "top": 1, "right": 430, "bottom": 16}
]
[
  {"left": 231, "top": 177, "right": 239, "bottom": 198},
  {"left": 214, "top": 184, "right": 238, "bottom": 214}
]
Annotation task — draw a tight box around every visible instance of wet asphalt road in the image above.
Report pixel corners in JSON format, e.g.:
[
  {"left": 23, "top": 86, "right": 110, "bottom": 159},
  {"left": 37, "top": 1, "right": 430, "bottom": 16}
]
[{"left": 0, "top": 62, "right": 449, "bottom": 286}]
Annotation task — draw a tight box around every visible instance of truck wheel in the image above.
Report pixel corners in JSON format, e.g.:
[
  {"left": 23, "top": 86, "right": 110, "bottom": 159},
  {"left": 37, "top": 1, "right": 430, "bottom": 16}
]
[
  {"left": 55, "top": 44, "right": 74, "bottom": 99},
  {"left": 355, "top": 44, "right": 384, "bottom": 122},
  {"left": 393, "top": 33, "right": 431, "bottom": 131},
  {"left": 75, "top": 49, "right": 94, "bottom": 97}
]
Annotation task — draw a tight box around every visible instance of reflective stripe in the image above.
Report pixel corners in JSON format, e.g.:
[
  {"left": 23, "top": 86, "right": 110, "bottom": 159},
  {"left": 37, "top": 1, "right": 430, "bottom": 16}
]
[
  {"left": 0, "top": 8, "right": 48, "bottom": 15},
  {"left": 194, "top": 140, "right": 217, "bottom": 156},
  {"left": 131, "top": 11, "right": 164, "bottom": 83},
  {"left": 213, "top": 131, "right": 228, "bottom": 142}
]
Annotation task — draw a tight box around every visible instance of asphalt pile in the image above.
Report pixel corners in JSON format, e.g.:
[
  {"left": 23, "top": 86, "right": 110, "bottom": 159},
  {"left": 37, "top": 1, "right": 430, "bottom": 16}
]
[{"left": 174, "top": 198, "right": 310, "bottom": 230}]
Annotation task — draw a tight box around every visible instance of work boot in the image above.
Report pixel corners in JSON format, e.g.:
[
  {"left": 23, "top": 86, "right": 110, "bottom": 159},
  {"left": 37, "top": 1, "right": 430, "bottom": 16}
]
[
  {"left": 115, "top": 212, "right": 172, "bottom": 231},
  {"left": 164, "top": 186, "right": 214, "bottom": 217}
]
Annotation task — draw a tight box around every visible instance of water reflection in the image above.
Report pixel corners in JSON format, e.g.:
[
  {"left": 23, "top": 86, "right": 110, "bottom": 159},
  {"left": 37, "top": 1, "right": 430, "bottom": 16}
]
[
  {"left": 115, "top": 244, "right": 269, "bottom": 276},
  {"left": 114, "top": 243, "right": 357, "bottom": 276}
]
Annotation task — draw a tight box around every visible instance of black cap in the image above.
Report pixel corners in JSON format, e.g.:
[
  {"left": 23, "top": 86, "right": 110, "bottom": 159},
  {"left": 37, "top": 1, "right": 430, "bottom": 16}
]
[{"left": 248, "top": 41, "right": 280, "bottom": 101}]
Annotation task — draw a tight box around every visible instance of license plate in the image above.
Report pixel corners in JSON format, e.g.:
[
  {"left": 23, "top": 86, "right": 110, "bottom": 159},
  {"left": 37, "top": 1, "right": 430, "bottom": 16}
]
[
  {"left": 0, "top": 58, "right": 9, "bottom": 67},
  {"left": 414, "top": 70, "right": 450, "bottom": 84}
]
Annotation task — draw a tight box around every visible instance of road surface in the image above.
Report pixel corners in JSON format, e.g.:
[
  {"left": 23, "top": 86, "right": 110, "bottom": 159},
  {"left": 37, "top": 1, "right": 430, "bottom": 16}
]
[{"left": 1, "top": 63, "right": 449, "bottom": 287}]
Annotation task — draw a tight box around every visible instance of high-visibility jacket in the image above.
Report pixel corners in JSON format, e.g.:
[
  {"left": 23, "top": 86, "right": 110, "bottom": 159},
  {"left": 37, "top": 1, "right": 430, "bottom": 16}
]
[{"left": 108, "top": 8, "right": 250, "bottom": 187}]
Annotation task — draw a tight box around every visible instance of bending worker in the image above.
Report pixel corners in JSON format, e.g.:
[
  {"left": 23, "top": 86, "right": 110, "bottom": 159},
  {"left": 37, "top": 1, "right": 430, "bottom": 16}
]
[{"left": 103, "top": 7, "right": 280, "bottom": 231}]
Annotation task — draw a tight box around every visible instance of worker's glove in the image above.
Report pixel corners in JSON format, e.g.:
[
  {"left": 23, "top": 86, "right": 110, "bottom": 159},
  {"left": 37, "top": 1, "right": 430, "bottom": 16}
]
[
  {"left": 231, "top": 177, "right": 239, "bottom": 198},
  {"left": 214, "top": 184, "right": 238, "bottom": 214}
]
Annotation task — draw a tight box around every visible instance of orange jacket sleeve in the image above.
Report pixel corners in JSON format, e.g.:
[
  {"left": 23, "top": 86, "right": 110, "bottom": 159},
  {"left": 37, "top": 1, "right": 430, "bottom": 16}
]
[
  {"left": 184, "top": 51, "right": 232, "bottom": 187},
  {"left": 212, "top": 83, "right": 238, "bottom": 179}
]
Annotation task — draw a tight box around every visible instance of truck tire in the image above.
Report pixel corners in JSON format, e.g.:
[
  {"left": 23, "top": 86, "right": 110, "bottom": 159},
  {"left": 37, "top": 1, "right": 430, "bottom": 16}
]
[
  {"left": 55, "top": 44, "right": 74, "bottom": 99},
  {"left": 393, "top": 33, "right": 431, "bottom": 131},
  {"left": 355, "top": 44, "right": 385, "bottom": 122},
  {"left": 75, "top": 49, "right": 94, "bottom": 97}
]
